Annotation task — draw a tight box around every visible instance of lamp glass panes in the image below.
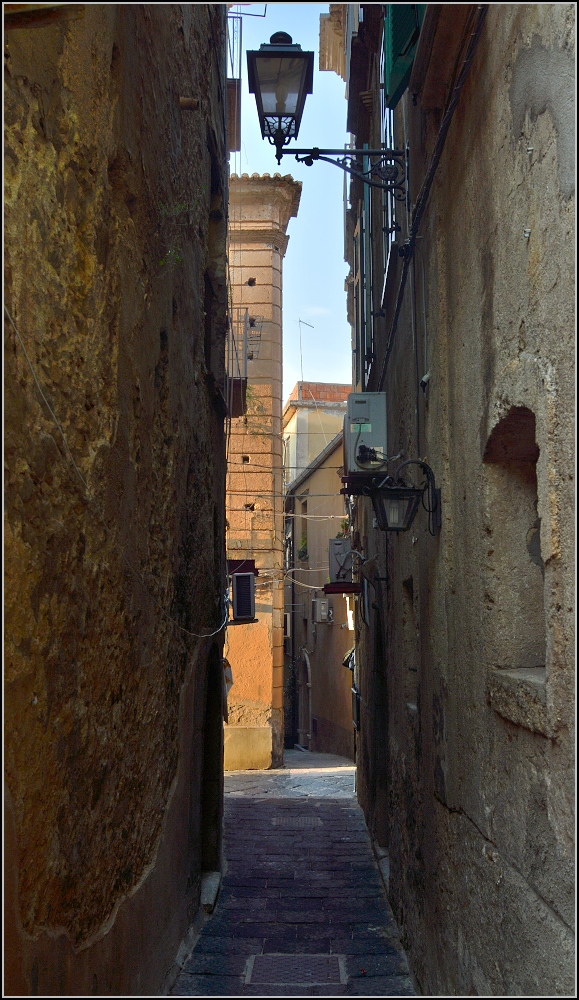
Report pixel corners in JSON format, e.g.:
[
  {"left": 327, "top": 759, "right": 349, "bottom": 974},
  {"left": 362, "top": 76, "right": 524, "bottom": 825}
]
[
  {"left": 254, "top": 56, "right": 305, "bottom": 118},
  {"left": 371, "top": 486, "right": 422, "bottom": 532},
  {"left": 247, "top": 33, "right": 314, "bottom": 155}
]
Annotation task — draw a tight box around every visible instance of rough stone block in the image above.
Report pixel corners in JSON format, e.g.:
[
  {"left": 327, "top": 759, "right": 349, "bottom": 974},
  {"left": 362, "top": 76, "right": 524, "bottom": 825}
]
[{"left": 224, "top": 726, "right": 273, "bottom": 770}]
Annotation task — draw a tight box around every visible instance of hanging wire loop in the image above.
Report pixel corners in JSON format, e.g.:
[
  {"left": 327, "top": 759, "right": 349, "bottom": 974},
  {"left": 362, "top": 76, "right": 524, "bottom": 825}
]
[{"left": 390, "top": 459, "right": 441, "bottom": 536}]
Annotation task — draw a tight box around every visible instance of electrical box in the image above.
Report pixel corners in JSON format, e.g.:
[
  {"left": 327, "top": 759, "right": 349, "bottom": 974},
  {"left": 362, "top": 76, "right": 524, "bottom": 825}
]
[
  {"left": 232, "top": 573, "right": 255, "bottom": 620},
  {"left": 329, "top": 537, "right": 354, "bottom": 583},
  {"left": 344, "top": 392, "right": 388, "bottom": 475},
  {"left": 311, "top": 598, "right": 328, "bottom": 623}
]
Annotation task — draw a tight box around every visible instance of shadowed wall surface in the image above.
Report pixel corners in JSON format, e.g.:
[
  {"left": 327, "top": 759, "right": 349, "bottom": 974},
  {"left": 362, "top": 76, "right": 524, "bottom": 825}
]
[{"left": 4, "top": 5, "right": 228, "bottom": 994}]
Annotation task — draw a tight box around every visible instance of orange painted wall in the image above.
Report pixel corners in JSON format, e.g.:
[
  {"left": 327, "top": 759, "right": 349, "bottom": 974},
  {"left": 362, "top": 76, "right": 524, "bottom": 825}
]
[{"left": 225, "top": 174, "right": 301, "bottom": 768}]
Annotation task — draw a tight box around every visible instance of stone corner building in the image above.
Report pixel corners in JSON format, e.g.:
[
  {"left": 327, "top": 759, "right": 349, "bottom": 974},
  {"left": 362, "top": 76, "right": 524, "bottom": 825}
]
[
  {"left": 322, "top": 3, "right": 575, "bottom": 996},
  {"left": 4, "top": 5, "right": 229, "bottom": 995},
  {"left": 225, "top": 172, "right": 301, "bottom": 771}
]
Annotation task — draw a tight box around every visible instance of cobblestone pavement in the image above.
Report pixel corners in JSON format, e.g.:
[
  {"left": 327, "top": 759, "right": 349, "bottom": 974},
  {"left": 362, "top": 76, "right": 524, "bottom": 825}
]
[{"left": 170, "top": 751, "right": 416, "bottom": 996}]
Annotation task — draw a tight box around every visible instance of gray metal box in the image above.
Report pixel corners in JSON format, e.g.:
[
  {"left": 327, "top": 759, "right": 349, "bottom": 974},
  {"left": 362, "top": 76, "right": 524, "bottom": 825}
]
[
  {"left": 311, "top": 598, "right": 329, "bottom": 623},
  {"left": 344, "top": 392, "right": 388, "bottom": 474}
]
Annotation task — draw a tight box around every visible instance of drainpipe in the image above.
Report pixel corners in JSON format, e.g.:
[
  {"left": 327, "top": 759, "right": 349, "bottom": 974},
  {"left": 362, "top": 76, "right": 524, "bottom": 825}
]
[
  {"left": 302, "top": 647, "right": 312, "bottom": 749},
  {"left": 290, "top": 495, "right": 297, "bottom": 745}
]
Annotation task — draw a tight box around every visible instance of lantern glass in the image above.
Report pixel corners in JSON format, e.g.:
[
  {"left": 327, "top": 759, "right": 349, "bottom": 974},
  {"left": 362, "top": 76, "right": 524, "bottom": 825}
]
[
  {"left": 387, "top": 498, "right": 403, "bottom": 527},
  {"left": 254, "top": 56, "right": 306, "bottom": 117},
  {"left": 371, "top": 487, "right": 422, "bottom": 532}
]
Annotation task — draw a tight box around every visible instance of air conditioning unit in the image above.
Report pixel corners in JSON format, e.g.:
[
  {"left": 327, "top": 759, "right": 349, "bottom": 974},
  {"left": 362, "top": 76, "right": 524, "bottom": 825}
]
[
  {"left": 344, "top": 392, "right": 388, "bottom": 475},
  {"left": 311, "top": 598, "right": 328, "bottom": 623},
  {"left": 329, "top": 537, "right": 353, "bottom": 583},
  {"left": 231, "top": 573, "right": 255, "bottom": 620}
]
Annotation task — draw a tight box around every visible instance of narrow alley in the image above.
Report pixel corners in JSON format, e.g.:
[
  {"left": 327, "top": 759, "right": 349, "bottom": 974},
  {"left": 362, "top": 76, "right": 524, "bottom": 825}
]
[
  {"left": 4, "top": 4, "right": 574, "bottom": 997},
  {"left": 171, "top": 751, "right": 415, "bottom": 997}
]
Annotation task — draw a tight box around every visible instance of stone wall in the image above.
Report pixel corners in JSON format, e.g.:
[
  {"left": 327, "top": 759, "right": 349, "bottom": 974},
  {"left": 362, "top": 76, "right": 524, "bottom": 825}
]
[
  {"left": 4, "top": 5, "right": 228, "bottom": 994},
  {"left": 345, "top": 3, "right": 574, "bottom": 995}
]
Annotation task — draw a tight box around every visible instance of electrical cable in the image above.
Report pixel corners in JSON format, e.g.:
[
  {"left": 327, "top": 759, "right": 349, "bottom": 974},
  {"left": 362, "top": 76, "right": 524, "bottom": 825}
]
[
  {"left": 411, "top": 254, "right": 421, "bottom": 457},
  {"left": 229, "top": 491, "right": 352, "bottom": 499},
  {"left": 285, "top": 576, "right": 327, "bottom": 592},
  {"left": 229, "top": 510, "right": 345, "bottom": 520},
  {"left": 228, "top": 460, "right": 346, "bottom": 471},
  {"left": 382, "top": 458, "right": 440, "bottom": 537}
]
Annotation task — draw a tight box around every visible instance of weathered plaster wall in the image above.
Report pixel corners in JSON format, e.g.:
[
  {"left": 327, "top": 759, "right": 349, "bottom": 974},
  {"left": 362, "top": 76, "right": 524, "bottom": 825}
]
[
  {"left": 225, "top": 174, "right": 301, "bottom": 769},
  {"left": 353, "top": 3, "right": 574, "bottom": 995},
  {"left": 283, "top": 401, "right": 347, "bottom": 484},
  {"left": 4, "top": 5, "right": 228, "bottom": 994},
  {"left": 301, "top": 452, "right": 356, "bottom": 760}
]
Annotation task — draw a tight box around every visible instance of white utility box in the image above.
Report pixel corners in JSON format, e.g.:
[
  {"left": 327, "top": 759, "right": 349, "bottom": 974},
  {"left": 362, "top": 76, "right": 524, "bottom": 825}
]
[
  {"left": 311, "top": 598, "right": 329, "bottom": 623},
  {"left": 344, "top": 392, "right": 388, "bottom": 475},
  {"left": 329, "top": 537, "right": 354, "bottom": 583}
]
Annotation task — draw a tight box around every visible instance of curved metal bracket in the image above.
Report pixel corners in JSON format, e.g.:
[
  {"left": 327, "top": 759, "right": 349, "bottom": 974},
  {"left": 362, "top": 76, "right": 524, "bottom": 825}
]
[{"left": 279, "top": 146, "right": 408, "bottom": 198}]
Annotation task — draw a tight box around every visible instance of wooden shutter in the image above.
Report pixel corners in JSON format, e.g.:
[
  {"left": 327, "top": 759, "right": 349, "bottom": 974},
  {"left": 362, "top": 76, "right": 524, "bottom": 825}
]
[
  {"left": 352, "top": 216, "right": 364, "bottom": 389},
  {"left": 232, "top": 573, "right": 255, "bottom": 620},
  {"left": 384, "top": 4, "right": 426, "bottom": 109}
]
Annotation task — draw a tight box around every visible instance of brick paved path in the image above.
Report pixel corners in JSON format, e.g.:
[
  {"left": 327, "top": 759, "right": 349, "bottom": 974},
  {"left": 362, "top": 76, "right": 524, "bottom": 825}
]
[{"left": 170, "top": 752, "right": 416, "bottom": 996}]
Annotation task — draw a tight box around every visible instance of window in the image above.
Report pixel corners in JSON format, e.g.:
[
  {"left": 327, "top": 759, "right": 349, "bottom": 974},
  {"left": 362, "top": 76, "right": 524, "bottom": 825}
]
[
  {"left": 298, "top": 498, "right": 308, "bottom": 561},
  {"left": 379, "top": 30, "right": 399, "bottom": 282}
]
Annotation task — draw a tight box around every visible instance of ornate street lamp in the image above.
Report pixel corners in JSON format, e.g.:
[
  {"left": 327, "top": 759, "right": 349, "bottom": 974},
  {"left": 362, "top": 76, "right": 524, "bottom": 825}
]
[
  {"left": 247, "top": 32, "right": 314, "bottom": 164},
  {"left": 247, "top": 33, "right": 408, "bottom": 197}
]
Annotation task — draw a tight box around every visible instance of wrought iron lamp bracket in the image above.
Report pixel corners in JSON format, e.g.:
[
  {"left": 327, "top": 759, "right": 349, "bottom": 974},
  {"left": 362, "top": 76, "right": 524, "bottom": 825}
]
[{"left": 279, "top": 146, "right": 409, "bottom": 198}]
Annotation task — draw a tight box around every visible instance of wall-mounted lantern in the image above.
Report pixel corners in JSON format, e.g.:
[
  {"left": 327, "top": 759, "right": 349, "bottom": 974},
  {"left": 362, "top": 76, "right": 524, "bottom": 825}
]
[
  {"left": 247, "top": 32, "right": 408, "bottom": 197},
  {"left": 371, "top": 481, "right": 422, "bottom": 532},
  {"left": 370, "top": 460, "right": 441, "bottom": 535},
  {"left": 247, "top": 32, "right": 314, "bottom": 163},
  {"left": 342, "top": 459, "right": 441, "bottom": 536}
]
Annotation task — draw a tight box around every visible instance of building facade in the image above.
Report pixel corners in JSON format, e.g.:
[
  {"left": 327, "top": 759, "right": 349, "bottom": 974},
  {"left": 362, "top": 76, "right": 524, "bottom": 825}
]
[
  {"left": 284, "top": 431, "right": 355, "bottom": 759},
  {"left": 282, "top": 380, "right": 351, "bottom": 485},
  {"left": 322, "top": 3, "right": 575, "bottom": 995},
  {"left": 4, "top": 6, "right": 229, "bottom": 994},
  {"left": 225, "top": 173, "right": 301, "bottom": 770}
]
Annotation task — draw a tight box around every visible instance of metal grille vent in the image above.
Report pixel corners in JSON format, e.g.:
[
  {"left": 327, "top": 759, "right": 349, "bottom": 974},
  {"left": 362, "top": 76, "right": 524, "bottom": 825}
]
[
  {"left": 245, "top": 954, "right": 347, "bottom": 985},
  {"left": 271, "top": 815, "right": 322, "bottom": 828}
]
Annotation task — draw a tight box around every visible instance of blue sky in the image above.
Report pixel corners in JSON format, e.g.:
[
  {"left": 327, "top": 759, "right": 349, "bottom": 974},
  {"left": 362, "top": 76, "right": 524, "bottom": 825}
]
[{"left": 228, "top": 3, "right": 352, "bottom": 403}]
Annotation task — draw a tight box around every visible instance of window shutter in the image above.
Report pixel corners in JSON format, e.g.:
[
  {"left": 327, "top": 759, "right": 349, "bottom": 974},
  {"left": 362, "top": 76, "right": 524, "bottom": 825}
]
[
  {"left": 232, "top": 573, "right": 255, "bottom": 620},
  {"left": 384, "top": 4, "right": 425, "bottom": 109}
]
